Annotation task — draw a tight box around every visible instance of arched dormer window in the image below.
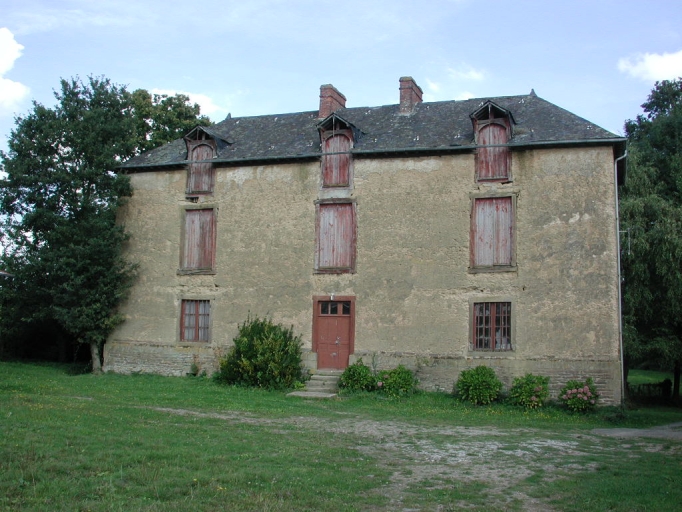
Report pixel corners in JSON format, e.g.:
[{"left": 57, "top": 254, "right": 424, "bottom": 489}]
[
  {"left": 317, "top": 114, "right": 356, "bottom": 188},
  {"left": 322, "top": 131, "right": 352, "bottom": 187},
  {"left": 471, "top": 102, "right": 513, "bottom": 182},
  {"left": 184, "top": 127, "right": 217, "bottom": 194}
]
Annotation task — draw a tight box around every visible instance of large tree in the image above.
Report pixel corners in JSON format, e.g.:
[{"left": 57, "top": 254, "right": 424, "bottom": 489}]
[
  {"left": 0, "top": 76, "right": 209, "bottom": 370},
  {"left": 620, "top": 78, "right": 682, "bottom": 398},
  {"left": 130, "top": 89, "right": 211, "bottom": 152}
]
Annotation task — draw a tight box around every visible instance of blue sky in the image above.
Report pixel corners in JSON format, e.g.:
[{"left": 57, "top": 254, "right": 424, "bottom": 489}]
[{"left": 1, "top": 0, "right": 682, "bottom": 154}]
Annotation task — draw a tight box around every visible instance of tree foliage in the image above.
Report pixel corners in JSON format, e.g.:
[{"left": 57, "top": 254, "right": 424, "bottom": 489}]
[
  {"left": 0, "top": 76, "right": 210, "bottom": 369},
  {"left": 130, "top": 89, "right": 211, "bottom": 152},
  {"left": 620, "top": 78, "right": 682, "bottom": 398}
]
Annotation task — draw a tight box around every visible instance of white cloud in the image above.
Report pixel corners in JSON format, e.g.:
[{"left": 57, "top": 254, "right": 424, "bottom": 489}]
[
  {"left": 447, "top": 65, "right": 485, "bottom": 81},
  {"left": 150, "top": 88, "right": 229, "bottom": 118},
  {"left": 618, "top": 49, "right": 682, "bottom": 81},
  {"left": 425, "top": 79, "right": 441, "bottom": 93},
  {"left": 0, "top": 28, "right": 30, "bottom": 116},
  {"left": 10, "top": 3, "right": 145, "bottom": 35},
  {"left": 424, "top": 65, "right": 480, "bottom": 102},
  {"left": 454, "top": 91, "right": 475, "bottom": 101}
]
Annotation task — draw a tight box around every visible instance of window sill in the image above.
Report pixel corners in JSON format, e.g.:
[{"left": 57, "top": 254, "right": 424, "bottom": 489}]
[
  {"left": 468, "top": 350, "right": 514, "bottom": 356},
  {"left": 314, "top": 268, "right": 355, "bottom": 274},
  {"left": 468, "top": 266, "right": 517, "bottom": 274},
  {"left": 177, "top": 269, "right": 216, "bottom": 276},
  {"left": 476, "top": 177, "right": 512, "bottom": 184}
]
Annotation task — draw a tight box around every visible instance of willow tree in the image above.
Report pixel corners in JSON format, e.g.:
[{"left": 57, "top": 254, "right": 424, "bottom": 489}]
[{"left": 620, "top": 78, "right": 682, "bottom": 398}]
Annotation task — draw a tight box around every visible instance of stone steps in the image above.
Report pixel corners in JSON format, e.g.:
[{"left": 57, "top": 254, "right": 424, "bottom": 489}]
[{"left": 287, "top": 369, "right": 343, "bottom": 399}]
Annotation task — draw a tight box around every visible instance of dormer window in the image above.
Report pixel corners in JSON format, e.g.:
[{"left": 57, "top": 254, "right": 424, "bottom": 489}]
[
  {"left": 184, "top": 128, "right": 216, "bottom": 194},
  {"left": 322, "top": 131, "right": 352, "bottom": 187},
  {"left": 318, "top": 114, "right": 356, "bottom": 188},
  {"left": 471, "top": 102, "right": 513, "bottom": 182}
]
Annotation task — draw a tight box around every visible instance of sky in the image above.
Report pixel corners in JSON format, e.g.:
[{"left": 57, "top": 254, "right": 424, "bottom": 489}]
[{"left": 1, "top": 0, "right": 682, "bottom": 154}]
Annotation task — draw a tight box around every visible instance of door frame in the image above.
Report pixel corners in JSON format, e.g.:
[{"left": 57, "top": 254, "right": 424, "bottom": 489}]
[{"left": 312, "top": 295, "right": 356, "bottom": 369}]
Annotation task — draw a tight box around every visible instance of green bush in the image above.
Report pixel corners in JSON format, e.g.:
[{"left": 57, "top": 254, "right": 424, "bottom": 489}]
[
  {"left": 339, "top": 359, "right": 378, "bottom": 392},
  {"left": 455, "top": 365, "right": 503, "bottom": 405},
  {"left": 377, "top": 365, "right": 418, "bottom": 398},
  {"left": 214, "top": 316, "right": 303, "bottom": 390},
  {"left": 559, "top": 378, "right": 599, "bottom": 412},
  {"left": 509, "top": 373, "right": 549, "bottom": 409}
]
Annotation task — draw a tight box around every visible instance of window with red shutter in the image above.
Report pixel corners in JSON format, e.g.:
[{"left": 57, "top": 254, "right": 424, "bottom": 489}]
[
  {"left": 315, "top": 202, "right": 356, "bottom": 273},
  {"left": 322, "top": 133, "right": 351, "bottom": 187},
  {"left": 472, "top": 101, "right": 512, "bottom": 182},
  {"left": 187, "top": 143, "right": 215, "bottom": 194},
  {"left": 471, "top": 197, "right": 514, "bottom": 269},
  {"left": 476, "top": 122, "right": 510, "bottom": 181},
  {"left": 181, "top": 209, "right": 216, "bottom": 272}
]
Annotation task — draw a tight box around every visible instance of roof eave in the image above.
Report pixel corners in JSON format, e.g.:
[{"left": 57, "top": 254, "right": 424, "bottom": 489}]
[{"left": 119, "top": 137, "right": 627, "bottom": 172}]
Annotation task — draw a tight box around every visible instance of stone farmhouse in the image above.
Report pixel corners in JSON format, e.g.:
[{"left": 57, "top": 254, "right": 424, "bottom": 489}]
[{"left": 104, "top": 77, "right": 627, "bottom": 403}]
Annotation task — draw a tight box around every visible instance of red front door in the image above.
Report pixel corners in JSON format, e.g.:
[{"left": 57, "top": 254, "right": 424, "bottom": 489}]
[{"left": 313, "top": 297, "right": 355, "bottom": 369}]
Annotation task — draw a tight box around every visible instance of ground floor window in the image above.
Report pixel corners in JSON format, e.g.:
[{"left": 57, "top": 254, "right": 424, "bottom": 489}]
[
  {"left": 181, "top": 300, "right": 211, "bottom": 341},
  {"left": 472, "top": 302, "right": 511, "bottom": 351}
]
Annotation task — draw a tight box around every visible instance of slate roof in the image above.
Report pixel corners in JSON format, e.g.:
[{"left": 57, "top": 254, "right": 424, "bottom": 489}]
[{"left": 122, "top": 92, "right": 625, "bottom": 170}]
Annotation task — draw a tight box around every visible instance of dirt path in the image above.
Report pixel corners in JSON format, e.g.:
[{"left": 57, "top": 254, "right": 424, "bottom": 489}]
[
  {"left": 592, "top": 421, "right": 682, "bottom": 440},
  {"left": 148, "top": 407, "right": 682, "bottom": 511}
]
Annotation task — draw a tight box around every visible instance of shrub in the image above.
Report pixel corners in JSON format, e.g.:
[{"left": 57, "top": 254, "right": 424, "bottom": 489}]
[
  {"left": 339, "top": 360, "right": 378, "bottom": 392},
  {"left": 559, "top": 378, "right": 599, "bottom": 412},
  {"left": 214, "top": 316, "right": 303, "bottom": 390},
  {"left": 455, "top": 365, "right": 502, "bottom": 405},
  {"left": 509, "top": 373, "right": 549, "bottom": 409},
  {"left": 377, "top": 365, "right": 418, "bottom": 398}
]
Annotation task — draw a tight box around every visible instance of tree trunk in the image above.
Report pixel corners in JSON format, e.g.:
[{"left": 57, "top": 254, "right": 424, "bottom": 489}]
[
  {"left": 90, "top": 342, "right": 102, "bottom": 374},
  {"left": 673, "top": 360, "right": 681, "bottom": 400}
]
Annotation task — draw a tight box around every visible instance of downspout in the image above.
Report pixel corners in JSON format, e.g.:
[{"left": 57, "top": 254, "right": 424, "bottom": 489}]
[{"left": 614, "top": 150, "right": 627, "bottom": 405}]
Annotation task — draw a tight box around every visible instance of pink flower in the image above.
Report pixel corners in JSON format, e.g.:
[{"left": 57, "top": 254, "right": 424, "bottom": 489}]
[
  {"left": 377, "top": 381, "right": 383, "bottom": 388},
  {"left": 590, "top": 400, "right": 595, "bottom": 404},
  {"left": 531, "top": 396, "right": 537, "bottom": 401}
]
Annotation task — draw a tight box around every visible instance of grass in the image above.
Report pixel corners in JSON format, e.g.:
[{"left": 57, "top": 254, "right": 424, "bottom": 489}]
[
  {"left": 628, "top": 368, "right": 673, "bottom": 385},
  {"left": 1, "top": 362, "right": 681, "bottom": 511}
]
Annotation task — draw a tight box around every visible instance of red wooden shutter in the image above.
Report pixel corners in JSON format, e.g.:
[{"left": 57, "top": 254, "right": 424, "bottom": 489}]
[
  {"left": 187, "top": 144, "right": 214, "bottom": 193},
  {"left": 494, "top": 198, "right": 512, "bottom": 265},
  {"left": 183, "top": 209, "right": 215, "bottom": 270},
  {"left": 318, "top": 203, "right": 354, "bottom": 270},
  {"left": 322, "top": 134, "right": 350, "bottom": 187},
  {"left": 477, "top": 123, "right": 509, "bottom": 180},
  {"left": 473, "top": 197, "right": 512, "bottom": 267}
]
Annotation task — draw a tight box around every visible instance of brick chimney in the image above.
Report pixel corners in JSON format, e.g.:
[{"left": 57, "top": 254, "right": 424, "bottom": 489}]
[
  {"left": 318, "top": 84, "right": 346, "bottom": 119},
  {"left": 399, "top": 76, "right": 423, "bottom": 114}
]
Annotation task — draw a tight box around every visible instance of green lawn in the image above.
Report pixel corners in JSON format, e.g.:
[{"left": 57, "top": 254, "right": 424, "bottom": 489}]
[
  {"left": 628, "top": 368, "right": 674, "bottom": 385},
  {"left": 1, "top": 362, "right": 681, "bottom": 511}
]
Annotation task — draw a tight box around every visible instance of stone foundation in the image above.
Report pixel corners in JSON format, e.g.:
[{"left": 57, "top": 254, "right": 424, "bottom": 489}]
[
  {"left": 104, "top": 341, "right": 622, "bottom": 405},
  {"left": 103, "top": 340, "right": 223, "bottom": 377},
  {"left": 349, "top": 350, "right": 622, "bottom": 405}
]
